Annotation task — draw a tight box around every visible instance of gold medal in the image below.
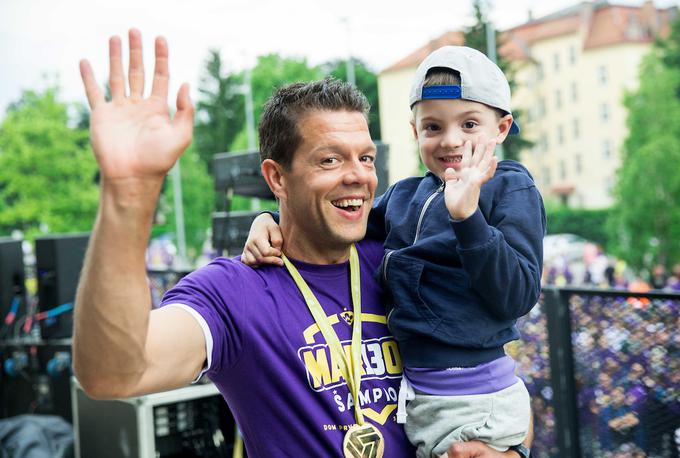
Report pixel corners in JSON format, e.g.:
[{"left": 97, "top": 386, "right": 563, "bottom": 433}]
[
  {"left": 343, "top": 423, "right": 385, "bottom": 458},
  {"left": 282, "top": 245, "right": 386, "bottom": 456}
]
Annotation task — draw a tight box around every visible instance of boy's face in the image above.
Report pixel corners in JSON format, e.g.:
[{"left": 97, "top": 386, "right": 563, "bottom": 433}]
[{"left": 412, "top": 98, "right": 512, "bottom": 180}]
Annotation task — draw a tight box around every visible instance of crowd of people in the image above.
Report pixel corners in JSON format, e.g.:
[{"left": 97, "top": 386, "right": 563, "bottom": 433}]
[
  {"left": 571, "top": 293, "right": 679, "bottom": 457},
  {"left": 507, "top": 286, "right": 679, "bottom": 457},
  {"left": 543, "top": 239, "right": 680, "bottom": 293}
]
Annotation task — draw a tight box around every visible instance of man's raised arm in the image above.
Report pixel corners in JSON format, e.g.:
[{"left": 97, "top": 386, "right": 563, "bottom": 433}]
[{"left": 73, "top": 29, "right": 203, "bottom": 399}]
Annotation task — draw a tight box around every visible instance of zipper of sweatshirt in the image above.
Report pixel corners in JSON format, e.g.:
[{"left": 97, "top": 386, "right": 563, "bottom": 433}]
[
  {"left": 413, "top": 181, "right": 445, "bottom": 244},
  {"left": 385, "top": 182, "right": 443, "bottom": 330},
  {"left": 383, "top": 250, "right": 394, "bottom": 283},
  {"left": 383, "top": 180, "right": 444, "bottom": 285}
]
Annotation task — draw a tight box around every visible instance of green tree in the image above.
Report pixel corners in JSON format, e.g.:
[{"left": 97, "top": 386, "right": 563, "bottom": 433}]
[
  {"left": 229, "top": 54, "right": 322, "bottom": 152},
  {"left": 0, "top": 88, "right": 98, "bottom": 237},
  {"left": 324, "top": 59, "right": 381, "bottom": 140},
  {"left": 194, "top": 50, "right": 246, "bottom": 170},
  {"left": 225, "top": 54, "right": 320, "bottom": 212},
  {"left": 545, "top": 204, "right": 611, "bottom": 249},
  {"left": 463, "top": 0, "right": 533, "bottom": 161},
  {"left": 152, "top": 145, "right": 215, "bottom": 261},
  {"left": 608, "top": 47, "right": 680, "bottom": 269}
]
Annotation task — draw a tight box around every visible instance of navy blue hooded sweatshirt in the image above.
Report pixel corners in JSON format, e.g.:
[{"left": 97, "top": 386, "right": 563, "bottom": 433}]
[{"left": 367, "top": 160, "right": 546, "bottom": 369}]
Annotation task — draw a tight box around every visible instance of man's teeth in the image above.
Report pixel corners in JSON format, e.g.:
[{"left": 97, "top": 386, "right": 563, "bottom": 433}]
[
  {"left": 332, "top": 198, "right": 363, "bottom": 208},
  {"left": 441, "top": 156, "right": 462, "bottom": 163}
]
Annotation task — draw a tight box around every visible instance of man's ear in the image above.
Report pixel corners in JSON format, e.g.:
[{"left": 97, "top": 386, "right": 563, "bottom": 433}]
[
  {"left": 496, "top": 114, "right": 513, "bottom": 144},
  {"left": 261, "top": 159, "right": 287, "bottom": 201},
  {"left": 410, "top": 119, "right": 418, "bottom": 141}
]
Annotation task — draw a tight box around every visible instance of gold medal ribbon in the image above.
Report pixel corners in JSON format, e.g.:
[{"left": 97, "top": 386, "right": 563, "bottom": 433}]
[{"left": 281, "top": 243, "right": 365, "bottom": 425}]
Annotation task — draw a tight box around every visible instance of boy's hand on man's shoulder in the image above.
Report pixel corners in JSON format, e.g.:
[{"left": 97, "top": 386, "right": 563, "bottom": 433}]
[{"left": 444, "top": 137, "right": 497, "bottom": 221}]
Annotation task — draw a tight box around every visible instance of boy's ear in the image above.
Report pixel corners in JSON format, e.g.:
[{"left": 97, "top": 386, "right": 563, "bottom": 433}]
[
  {"left": 261, "top": 159, "right": 287, "bottom": 201},
  {"left": 410, "top": 119, "right": 418, "bottom": 140},
  {"left": 496, "top": 114, "right": 514, "bottom": 144}
]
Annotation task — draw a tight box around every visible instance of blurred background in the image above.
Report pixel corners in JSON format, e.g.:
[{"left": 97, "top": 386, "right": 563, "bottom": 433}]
[{"left": 0, "top": 0, "right": 678, "bottom": 457}]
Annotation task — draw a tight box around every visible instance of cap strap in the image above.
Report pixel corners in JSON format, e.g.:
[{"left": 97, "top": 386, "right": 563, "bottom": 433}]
[{"left": 422, "top": 85, "right": 461, "bottom": 100}]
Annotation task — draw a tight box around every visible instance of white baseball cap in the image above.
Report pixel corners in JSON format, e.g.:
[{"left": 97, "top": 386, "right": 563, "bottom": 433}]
[{"left": 409, "top": 45, "right": 520, "bottom": 134}]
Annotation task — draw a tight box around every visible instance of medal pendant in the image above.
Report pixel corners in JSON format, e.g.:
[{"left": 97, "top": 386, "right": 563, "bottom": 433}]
[{"left": 342, "top": 423, "right": 385, "bottom": 458}]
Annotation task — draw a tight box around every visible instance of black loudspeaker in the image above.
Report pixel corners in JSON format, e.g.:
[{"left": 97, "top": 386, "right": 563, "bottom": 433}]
[
  {"left": 212, "top": 211, "right": 259, "bottom": 256},
  {"left": 0, "top": 238, "right": 25, "bottom": 328},
  {"left": 213, "top": 150, "right": 274, "bottom": 199},
  {"left": 374, "top": 142, "right": 390, "bottom": 197},
  {"left": 35, "top": 233, "right": 90, "bottom": 339},
  {"left": 0, "top": 342, "right": 72, "bottom": 421}
]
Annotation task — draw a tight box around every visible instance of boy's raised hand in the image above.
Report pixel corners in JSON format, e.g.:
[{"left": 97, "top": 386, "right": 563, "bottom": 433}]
[
  {"left": 241, "top": 213, "right": 284, "bottom": 267},
  {"left": 79, "top": 29, "right": 193, "bottom": 184},
  {"left": 444, "top": 137, "right": 498, "bottom": 221}
]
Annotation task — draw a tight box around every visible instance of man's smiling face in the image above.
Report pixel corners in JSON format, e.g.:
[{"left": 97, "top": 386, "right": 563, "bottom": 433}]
[{"left": 280, "top": 109, "right": 377, "bottom": 253}]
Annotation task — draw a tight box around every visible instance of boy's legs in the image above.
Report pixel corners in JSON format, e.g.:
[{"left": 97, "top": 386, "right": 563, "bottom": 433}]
[{"left": 404, "top": 379, "right": 531, "bottom": 458}]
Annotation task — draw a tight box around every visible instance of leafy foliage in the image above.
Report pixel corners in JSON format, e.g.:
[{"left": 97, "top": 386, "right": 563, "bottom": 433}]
[
  {"left": 0, "top": 88, "right": 98, "bottom": 237},
  {"left": 608, "top": 23, "right": 680, "bottom": 269},
  {"left": 545, "top": 204, "right": 611, "bottom": 249},
  {"left": 194, "top": 50, "right": 246, "bottom": 169},
  {"left": 324, "top": 59, "right": 381, "bottom": 140},
  {"left": 152, "top": 145, "right": 215, "bottom": 260},
  {"left": 463, "top": 0, "right": 533, "bottom": 161}
]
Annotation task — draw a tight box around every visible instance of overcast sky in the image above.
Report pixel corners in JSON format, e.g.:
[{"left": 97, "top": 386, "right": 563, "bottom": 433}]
[{"left": 1, "top": 0, "right": 677, "bottom": 116}]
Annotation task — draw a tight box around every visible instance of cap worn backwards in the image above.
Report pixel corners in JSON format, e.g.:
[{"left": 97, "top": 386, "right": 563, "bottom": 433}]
[{"left": 409, "top": 45, "right": 520, "bottom": 135}]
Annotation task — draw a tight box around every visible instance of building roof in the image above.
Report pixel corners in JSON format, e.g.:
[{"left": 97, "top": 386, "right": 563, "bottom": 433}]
[
  {"left": 583, "top": 4, "right": 675, "bottom": 49},
  {"left": 381, "top": 1, "right": 677, "bottom": 73},
  {"left": 381, "top": 31, "right": 464, "bottom": 74}
]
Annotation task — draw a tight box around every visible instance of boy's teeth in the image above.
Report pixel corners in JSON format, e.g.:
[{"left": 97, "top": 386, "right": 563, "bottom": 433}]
[{"left": 332, "top": 198, "right": 363, "bottom": 208}]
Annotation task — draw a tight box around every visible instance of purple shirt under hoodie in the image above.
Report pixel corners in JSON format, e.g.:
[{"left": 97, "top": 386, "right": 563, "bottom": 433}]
[{"left": 161, "top": 240, "right": 413, "bottom": 457}]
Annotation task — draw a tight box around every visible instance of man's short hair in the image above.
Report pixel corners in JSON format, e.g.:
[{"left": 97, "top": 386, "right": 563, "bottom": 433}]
[{"left": 258, "top": 78, "right": 370, "bottom": 169}]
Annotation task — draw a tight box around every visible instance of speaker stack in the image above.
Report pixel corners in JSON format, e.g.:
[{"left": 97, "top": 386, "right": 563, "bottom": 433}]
[
  {"left": 211, "top": 151, "right": 275, "bottom": 256},
  {"left": 35, "top": 233, "right": 89, "bottom": 339}
]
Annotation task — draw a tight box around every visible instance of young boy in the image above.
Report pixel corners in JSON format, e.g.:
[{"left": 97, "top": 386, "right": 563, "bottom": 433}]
[{"left": 243, "top": 46, "right": 545, "bottom": 457}]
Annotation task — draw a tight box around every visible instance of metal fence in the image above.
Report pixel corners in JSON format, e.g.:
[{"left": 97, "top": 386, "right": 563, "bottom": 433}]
[{"left": 511, "top": 287, "right": 680, "bottom": 458}]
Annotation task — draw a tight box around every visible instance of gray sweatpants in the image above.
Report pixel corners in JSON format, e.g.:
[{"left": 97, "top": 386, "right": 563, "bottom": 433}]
[{"left": 404, "top": 379, "right": 531, "bottom": 458}]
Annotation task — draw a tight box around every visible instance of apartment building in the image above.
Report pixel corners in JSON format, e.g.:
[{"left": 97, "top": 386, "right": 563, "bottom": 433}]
[{"left": 377, "top": 1, "right": 676, "bottom": 208}]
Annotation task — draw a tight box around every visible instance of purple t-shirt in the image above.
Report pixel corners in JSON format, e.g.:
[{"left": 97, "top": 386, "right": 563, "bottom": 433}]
[{"left": 161, "top": 240, "right": 413, "bottom": 457}]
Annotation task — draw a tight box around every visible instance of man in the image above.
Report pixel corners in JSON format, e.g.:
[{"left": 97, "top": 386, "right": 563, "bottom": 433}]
[{"left": 73, "top": 29, "right": 531, "bottom": 457}]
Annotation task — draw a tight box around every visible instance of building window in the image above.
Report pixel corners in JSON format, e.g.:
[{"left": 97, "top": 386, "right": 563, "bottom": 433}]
[
  {"left": 555, "top": 89, "right": 562, "bottom": 110},
  {"left": 554, "top": 52, "right": 560, "bottom": 72},
  {"left": 603, "top": 139, "right": 612, "bottom": 158},
  {"left": 557, "top": 125, "right": 564, "bottom": 145},
  {"left": 543, "top": 167, "right": 551, "bottom": 186},
  {"left": 569, "top": 45, "right": 577, "bottom": 65},
  {"left": 601, "top": 103, "right": 610, "bottom": 121},
  {"left": 539, "top": 97, "right": 546, "bottom": 116},
  {"left": 598, "top": 65, "right": 608, "bottom": 85},
  {"left": 573, "top": 119, "right": 580, "bottom": 139},
  {"left": 536, "top": 62, "right": 544, "bottom": 81},
  {"left": 575, "top": 154, "right": 582, "bottom": 174},
  {"left": 542, "top": 133, "right": 549, "bottom": 152},
  {"left": 559, "top": 160, "right": 567, "bottom": 180},
  {"left": 606, "top": 176, "right": 615, "bottom": 195},
  {"left": 571, "top": 82, "right": 578, "bottom": 102}
]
